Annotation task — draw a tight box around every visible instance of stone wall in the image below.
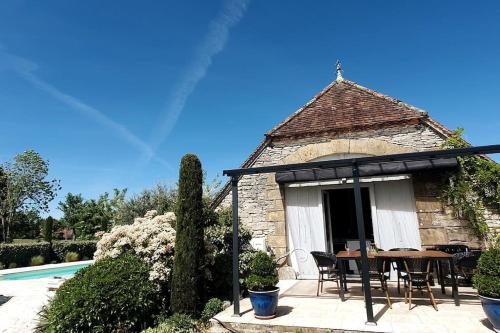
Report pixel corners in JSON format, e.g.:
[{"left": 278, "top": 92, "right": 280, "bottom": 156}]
[
  {"left": 412, "top": 171, "right": 484, "bottom": 248},
  {"left": 220, "top": 123, "right": 493, "bottom": 259}
]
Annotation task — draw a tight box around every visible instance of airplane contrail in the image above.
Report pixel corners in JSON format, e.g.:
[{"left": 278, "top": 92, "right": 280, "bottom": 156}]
[
  {"left": 0, "top": 46, "right": 172, "bottom": 169},
  {"left": 148, "top": 0, "right": 251, "bottom": 154}
]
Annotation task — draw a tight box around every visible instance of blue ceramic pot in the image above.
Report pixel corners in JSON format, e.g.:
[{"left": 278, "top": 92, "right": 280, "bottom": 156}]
[
  {"left": 479, "top": 295, "right": 500, "bottom": 332},
  {"left": 249, "top": 288, "right": 280, "bottom": 319}
]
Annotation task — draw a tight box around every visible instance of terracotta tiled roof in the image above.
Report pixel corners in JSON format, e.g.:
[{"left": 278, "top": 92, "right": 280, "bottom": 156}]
[
  {"left": 212, "top": 78, "right": 453, "bottom": 208},
  {"left": 267, "top": 79, "right": 429, "bottom": 138}
]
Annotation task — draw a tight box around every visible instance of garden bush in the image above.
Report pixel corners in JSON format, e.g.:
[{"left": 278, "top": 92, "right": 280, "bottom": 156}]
[
  {"left": 64, "top": 251, "right": 79, "bottom": 262},
  {"left": 200, "top": 298, "right": 223, "bottom": 324},
  {"left": 204, "top": 209, "right": 256, "bottom": 299},
  {"left": 245, "top": 252, "right": 279, "bottom": 291},
  {"left": 142, "top": 314, "right": 196, "bottom": 333},
  {"left": 43, "top": 254, "right": 163, "bottom": 333},
  {"left": 0, "top": 242, "right": 51, "bottom": 267},
  {"left": 473, "top": 248, "right": 500, "bottom": 298},
  {"left": 30, "top": 255, "right": 45, "bottom": 266},
  {"left": 94, "top": 210, "right": 176, "bottom": 284},
  {"left": 51, "top": 240, "right": 96, "bottom": 262}
]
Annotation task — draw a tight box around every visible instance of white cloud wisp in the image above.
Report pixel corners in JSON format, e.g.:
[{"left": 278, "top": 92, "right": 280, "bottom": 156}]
[{"left": 149, "top": 0, "right": 251, "bottom": 152}]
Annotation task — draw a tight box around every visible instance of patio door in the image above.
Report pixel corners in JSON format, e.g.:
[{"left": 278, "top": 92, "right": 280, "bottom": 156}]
[{"left": 285, "top": 186, "right": 326, "bottom": 279}]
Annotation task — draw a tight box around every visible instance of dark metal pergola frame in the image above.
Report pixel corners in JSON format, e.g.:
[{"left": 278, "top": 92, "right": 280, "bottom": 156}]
[{"left": 222, "top": 144, "right": 500, "bottom": 324}]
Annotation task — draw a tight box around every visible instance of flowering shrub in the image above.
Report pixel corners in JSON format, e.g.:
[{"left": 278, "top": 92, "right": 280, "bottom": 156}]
[{"left": 94, "top": 210, "right": 176, "bottom": 283}]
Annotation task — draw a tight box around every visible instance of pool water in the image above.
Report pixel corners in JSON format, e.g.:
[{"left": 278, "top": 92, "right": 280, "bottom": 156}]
[{"left": 0, "top": 263, "right": 90, "bottom": 281}]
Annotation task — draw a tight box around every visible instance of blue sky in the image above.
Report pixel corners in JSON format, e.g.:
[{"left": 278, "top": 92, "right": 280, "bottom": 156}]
[{"left": 0, "top": 0, "right": 499, "bottom": 217}]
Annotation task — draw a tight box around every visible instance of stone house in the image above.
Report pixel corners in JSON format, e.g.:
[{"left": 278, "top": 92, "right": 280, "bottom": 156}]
[{"left": 214, "top": 70, "right": 497, "bottom": 278}]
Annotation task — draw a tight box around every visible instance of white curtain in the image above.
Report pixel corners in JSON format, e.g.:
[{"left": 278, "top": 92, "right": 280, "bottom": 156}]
[
  {"left": 373, "top": 180, "right": 421, "bottom": 251},
  {"left": 285, "top": 186, "right": 326, "bottom": 279}
]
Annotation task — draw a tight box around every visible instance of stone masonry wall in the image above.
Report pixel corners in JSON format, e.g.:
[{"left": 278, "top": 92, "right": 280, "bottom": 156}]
[{"left": 220, "top": 123, "right": 495, "bottom": 261}]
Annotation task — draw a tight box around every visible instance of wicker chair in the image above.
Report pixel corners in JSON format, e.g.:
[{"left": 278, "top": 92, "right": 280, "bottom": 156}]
[
  {"left": 403, "top": 257, "right": 438, "bottom": 311},
  {"left": 356, "top": 257, "right": 392, "bottom": 308},
  {"left": 389, "top": 248, "right": 419, "bottom": 294},
  {"left": 440, "top": 251, "right": 481, "bottom": 286},
  {"left": 311, "top": 251, "right": 340, "bottom": 296}
]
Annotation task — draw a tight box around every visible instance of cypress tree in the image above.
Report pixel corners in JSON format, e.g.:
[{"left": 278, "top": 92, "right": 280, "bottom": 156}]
[
  {"left": 170, "top": 154, "right": 205, "bottom": 315},
  {"left": 43, "top": 216, "right": 54, "bottom": 244}
]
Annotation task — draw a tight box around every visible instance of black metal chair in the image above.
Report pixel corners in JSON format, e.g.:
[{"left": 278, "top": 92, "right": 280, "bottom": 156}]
[
  {"left": 389, "top": 248, "right": 419, "bottom": 294},
  {"left": 433, "top": 244, "right": 470, "bottom": 254},
  {"left": 403, "top": 257, "right": 438, "bottom": 311},
  {"left": 440, "top": 251, "right": 481, "bottom": 286},
  {"left": 310, "top": 251, "right": 340, "bottom": 296}
]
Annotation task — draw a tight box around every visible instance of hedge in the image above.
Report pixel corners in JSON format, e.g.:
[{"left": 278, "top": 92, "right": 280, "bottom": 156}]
[
  {"left": 0, "top": 242, "right": 51, "bottom": 267},
  {"left": 0, "top": 240, "right": 97, "bottom": 268},
  {"left": 52, "top": 241, "right": 97, "bottom": 262}
]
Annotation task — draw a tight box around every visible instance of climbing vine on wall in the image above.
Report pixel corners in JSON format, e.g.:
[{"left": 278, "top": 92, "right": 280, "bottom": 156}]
[{"left": 441, "top": 128, "right": 500, "bottom": 241}]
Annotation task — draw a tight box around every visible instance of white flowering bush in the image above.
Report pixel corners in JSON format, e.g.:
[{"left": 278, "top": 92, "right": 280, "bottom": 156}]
[{"left": 94, "top": 210, "right": 176, "bottom": 283}]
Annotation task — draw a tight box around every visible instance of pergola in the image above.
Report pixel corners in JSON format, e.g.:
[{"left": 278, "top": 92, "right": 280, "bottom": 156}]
[{"left": 223, "top": 144, "right": 500, "bottom": 324}]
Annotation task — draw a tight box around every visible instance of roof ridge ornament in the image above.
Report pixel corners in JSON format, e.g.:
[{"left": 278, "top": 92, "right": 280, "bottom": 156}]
[{"left": 336, "top": 60, "right": 344, "bottom": 81}]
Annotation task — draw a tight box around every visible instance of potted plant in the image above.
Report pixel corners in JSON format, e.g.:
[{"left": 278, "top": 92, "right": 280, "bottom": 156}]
[
  {"left": 245, "top": 251, "right": 280, "bottom": 319},
  {"left": 473, "top": 247, "right": 500, "bottom": 332}
]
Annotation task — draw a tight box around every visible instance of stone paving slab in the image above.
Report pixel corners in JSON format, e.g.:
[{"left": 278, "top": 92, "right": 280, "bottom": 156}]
[{"left": 213, "top": 280, "right": 495, "bottom": 333}]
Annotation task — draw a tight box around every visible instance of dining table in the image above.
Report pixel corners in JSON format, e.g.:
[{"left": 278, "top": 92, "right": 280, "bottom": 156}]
[{"left": 335, "top": 250, "right": 460, "bottom": 306}]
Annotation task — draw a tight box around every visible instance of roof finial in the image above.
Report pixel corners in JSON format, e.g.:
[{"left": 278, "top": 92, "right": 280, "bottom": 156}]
[{"left": 336, "top": 60, "right": 343, "bottom": 81}]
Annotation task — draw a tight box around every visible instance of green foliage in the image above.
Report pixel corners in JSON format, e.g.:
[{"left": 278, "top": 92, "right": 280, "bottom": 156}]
[
  {"left": 58, "top": 190, "right": 126, "bottom": 240},
  {"left": 142, "top": 314, "right": 196, "bottom": 333},
  {"left": 441, "top": 128, "right": 500, "bottom": 240},
  {"left": 473, "top": 248, "right": 500, "bottom": 298},
  {"left": 30, "top": 255, "right": 45, "bottom": 266},
  {"left": 200, "top": 298, "right": 223, "bottom": 324},
  {"left": 245, "top": 252, "right": 279, "bottom": 291},
  {"left": 43, "top": 216, "right": 54, "bottom": 243},
  {"left": 64, "top": 251, "right": 79, "bottom": 262},
  {"left": 51, "top": 240, "right": 96, "bottom": 263},
  {"left": 10, "top": 210, "right": 43, "bottom": 240},
  {"left": 0, "top": 241, "right": 95, "bottom": 268},
  {"left": 171, "top": 154, "right": 205, "bottom": 315},
  {"left": 115, "top": 184, "right": 177, "bottom": 225},
  {"left": 204, "top": 207, "right": 256, "bottom": 299},
  {"left": 0, "top": 150, "right": 60, "bottom": 242},
  {"left": 0, "top": 242, "right": 51, "bottom": 267},
  {"left": 43, "top": 254, "right": 162, "bottom": 333}
]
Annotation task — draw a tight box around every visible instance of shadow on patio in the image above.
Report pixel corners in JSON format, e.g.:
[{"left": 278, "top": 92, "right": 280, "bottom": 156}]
[{"left": 212, "top": 280, "right": 494, "bottom": 333}]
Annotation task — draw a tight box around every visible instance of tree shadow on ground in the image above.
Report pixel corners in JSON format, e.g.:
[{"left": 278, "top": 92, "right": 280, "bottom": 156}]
[{"left": 0, "top": 295, "right": 12, "bottom": 307}]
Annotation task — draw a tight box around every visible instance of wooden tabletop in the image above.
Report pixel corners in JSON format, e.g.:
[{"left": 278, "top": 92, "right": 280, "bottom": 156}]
[{"left": 336, "top": 250, "right": 452, "bottom": 259}]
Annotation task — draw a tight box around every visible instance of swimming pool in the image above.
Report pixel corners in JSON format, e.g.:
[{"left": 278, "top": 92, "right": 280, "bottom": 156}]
[{"left": 0, "top": 263, "right": 91, "bottom": 281}]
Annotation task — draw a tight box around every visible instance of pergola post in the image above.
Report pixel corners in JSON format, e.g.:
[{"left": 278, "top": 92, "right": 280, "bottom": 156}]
[
  {"left": 231, "top": 176, "right": 241, "bottom": 316},
  {"left": 352, "top": 163, "right": 375, "bottom": 324}
]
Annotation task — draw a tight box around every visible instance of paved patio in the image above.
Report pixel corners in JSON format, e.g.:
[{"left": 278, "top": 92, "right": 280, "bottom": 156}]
[{"left": 212, "top": 280, "right": 494, "bottom": 333}]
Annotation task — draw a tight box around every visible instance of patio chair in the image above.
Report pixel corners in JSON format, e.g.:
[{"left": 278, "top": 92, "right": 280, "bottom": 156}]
[
  {"left": 310, "top": 251, "right": 340, "bottom": 296},
  {"left": 440, "top": 251, "right": 481, "bottom": 287},
  {"left": 389, "top": 247, "right": 419, "bottom": 294},
  {"left": 355, "top": 257, "right": 392, "bottom": 308},
  {"left": 403, "top": 257, "right": 438, "bottom": 311},
  {"left": 433, "top": 244, "right": 470, "bottom": 254}
]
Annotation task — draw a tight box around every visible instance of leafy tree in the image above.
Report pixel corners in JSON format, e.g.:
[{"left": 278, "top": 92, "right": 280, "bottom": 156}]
[
  {"left": 58, "top": 189, "right": 127, "bottom": 239},
  {"left": 171, "top": 154, "right": 205, "bottom": 315},
  {"left": 0, "top": 150, "right": 60, "bottom": 242},
  {"left": 10, "top": 209, "right": 44, "bottom": 240},
  {"left": 114, "top": 184, "right": 176, "bottom": 225},
  {"left": 43, "top": 216, "right": 55, "bottom": 243},
  {"left": 58, "top": 193, "right": 85, "bottom": 237}
]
